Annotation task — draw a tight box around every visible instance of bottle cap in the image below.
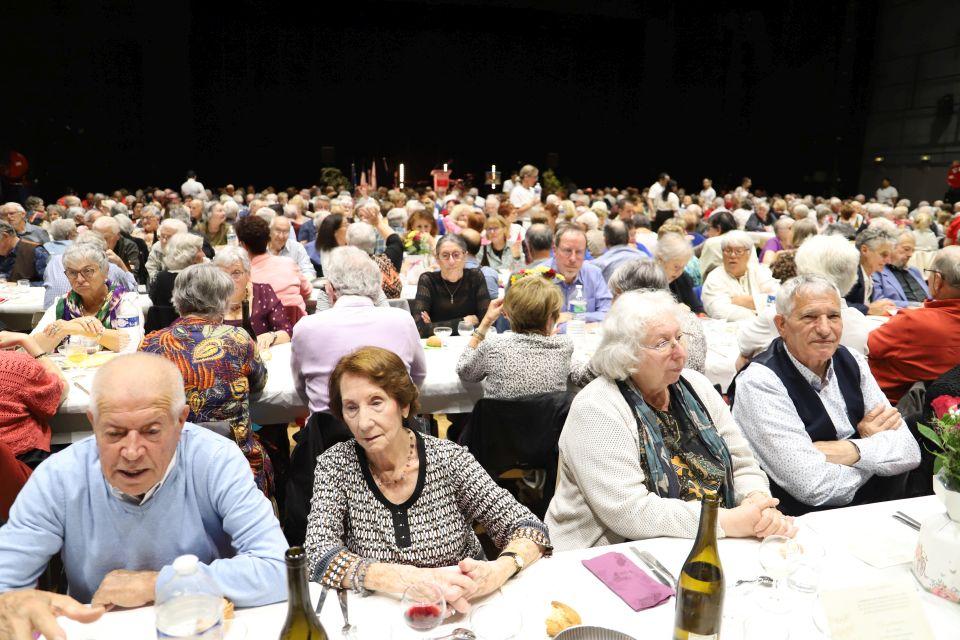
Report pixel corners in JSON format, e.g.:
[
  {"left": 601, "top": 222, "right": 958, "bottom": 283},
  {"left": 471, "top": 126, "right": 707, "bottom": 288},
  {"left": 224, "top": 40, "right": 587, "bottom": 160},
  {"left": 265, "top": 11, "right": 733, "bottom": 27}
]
[{"left": 172, "top": 554, "right": 199, "bottom": 575}]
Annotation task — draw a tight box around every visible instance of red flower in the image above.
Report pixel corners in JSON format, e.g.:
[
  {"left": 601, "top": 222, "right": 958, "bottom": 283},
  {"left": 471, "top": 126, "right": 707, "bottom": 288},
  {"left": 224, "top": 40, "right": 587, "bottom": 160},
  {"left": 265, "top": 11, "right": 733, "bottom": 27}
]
[
  {"left": 931, "top": 395, "right": 960, "bottom": 419},
  {"left": 545, "top": 269, "right": 557, "bottom": 279}
]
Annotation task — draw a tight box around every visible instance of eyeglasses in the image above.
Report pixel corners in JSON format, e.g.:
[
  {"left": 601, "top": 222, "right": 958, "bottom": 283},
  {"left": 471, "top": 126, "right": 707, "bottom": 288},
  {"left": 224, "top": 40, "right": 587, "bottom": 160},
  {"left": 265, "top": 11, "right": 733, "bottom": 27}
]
[
  {"left": 557, "top": 247, "right": 585, "bottom": 258},
  {"left": 722, "top": 247, "right": 750, "bottom": 256},
  {"left": 226, "top": 270, "right": 246, "bottom": 279},
  {"left": 640, "top": 332, "right": 688, "bottom": 353},
  {"left": 924, "top": 269, "right": 942, "bottom": 277},
  {"left": 64, "top": 266, "right": 99, "bottom": 281},
  {"left": 439, "top": 251, "right": 464, "bottom": 261}
]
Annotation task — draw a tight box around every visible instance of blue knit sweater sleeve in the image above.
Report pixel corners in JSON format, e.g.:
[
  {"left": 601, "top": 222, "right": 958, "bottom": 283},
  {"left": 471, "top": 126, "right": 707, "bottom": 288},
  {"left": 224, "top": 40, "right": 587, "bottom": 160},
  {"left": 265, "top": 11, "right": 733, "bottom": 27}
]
[{"left": 158, "top": 432, "right": 288, "bottom": 608}]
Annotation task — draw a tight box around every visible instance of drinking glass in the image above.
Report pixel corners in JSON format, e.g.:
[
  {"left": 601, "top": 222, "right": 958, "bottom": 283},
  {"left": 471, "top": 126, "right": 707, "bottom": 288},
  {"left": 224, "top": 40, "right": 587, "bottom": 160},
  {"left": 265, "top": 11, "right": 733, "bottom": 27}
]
[
  {"left": 787, "top": 537, "right": 825, "bottom": 594},
  {"left": 456, "top": 321, "right": 474, "bottom": 337},
  {"left": 470, "top": 600, "right": 523, "bottom": 640},
  {"left": 757, "top": 535, "right": 804, "bottom": 613},
  {"left": 16, "top": 279, "right": 29, "bottom": 289},
  {"left": 432, "top": 326, "right": 452, "bottom": 346},
  {"left": 401, "top": 583, "right": 445, "bottom": 634},
  {"left": 60, "top": 341, "right": 87, "bottom": 366}
]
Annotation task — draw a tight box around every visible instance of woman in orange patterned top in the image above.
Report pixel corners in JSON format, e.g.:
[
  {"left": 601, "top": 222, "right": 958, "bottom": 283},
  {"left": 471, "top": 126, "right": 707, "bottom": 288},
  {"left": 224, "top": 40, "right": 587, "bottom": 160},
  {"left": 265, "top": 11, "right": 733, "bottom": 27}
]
[{"left": 140, "top": 263, "right": 272, "bottom": 497}]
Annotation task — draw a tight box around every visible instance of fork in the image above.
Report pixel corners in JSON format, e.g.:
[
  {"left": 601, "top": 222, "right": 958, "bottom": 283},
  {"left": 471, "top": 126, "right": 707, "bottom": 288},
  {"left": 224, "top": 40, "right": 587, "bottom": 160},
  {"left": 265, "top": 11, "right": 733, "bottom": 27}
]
[{"left": 338, "top": 588, "right": 355, "bottom": 638}]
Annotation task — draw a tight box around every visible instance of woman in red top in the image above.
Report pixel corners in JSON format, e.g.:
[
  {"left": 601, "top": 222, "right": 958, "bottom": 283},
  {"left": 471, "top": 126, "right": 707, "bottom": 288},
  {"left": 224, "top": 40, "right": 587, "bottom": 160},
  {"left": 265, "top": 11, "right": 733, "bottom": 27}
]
[{"left": 0, "top": 331, "right": 68, "bottom": 519}]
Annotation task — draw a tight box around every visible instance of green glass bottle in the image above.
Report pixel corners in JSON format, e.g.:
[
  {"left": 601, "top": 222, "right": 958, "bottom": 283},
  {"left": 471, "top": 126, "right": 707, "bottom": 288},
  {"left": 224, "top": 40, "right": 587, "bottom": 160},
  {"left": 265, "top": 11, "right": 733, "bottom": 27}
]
[
  {"left": 673, "top": 494, "right": 724, "bottom": 640},
  {"left": 278, "top": 547, "right": 328, "bottom": 640}
]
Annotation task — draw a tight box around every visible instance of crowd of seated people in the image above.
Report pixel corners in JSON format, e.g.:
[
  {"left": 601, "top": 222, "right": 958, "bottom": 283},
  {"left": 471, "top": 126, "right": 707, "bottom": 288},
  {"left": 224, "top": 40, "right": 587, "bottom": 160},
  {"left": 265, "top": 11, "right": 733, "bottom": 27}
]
[{"left": 3, "top": 168, "right": 958, "bottom": 637}]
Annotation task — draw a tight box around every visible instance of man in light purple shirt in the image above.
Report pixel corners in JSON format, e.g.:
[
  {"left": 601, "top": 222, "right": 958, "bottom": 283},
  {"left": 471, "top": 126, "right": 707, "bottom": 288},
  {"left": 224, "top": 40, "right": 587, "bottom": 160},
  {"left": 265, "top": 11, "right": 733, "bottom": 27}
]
[
  {"left": 549, "top": 224, "right": 613, "bottom": 326},
  {"left": 290, "top": 246, "right": 426, "bottom": 414}
]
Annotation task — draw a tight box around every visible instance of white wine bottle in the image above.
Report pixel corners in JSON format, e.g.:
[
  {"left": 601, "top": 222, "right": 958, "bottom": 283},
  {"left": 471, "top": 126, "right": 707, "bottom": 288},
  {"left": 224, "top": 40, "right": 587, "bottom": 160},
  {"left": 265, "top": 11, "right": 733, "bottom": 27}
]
[
  {"left": 673, "top": 494, "right": 724, "bottom": 640},
  {"left": 279, "top": 547, "right": 328, "bottom": 640}
]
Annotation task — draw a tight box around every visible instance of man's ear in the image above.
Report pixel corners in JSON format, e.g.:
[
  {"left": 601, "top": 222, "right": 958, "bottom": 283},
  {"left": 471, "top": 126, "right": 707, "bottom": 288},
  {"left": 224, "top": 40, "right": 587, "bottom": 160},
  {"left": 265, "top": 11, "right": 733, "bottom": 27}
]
[{"left": 773, "top": 314, "right": 787, "bottom": 335}]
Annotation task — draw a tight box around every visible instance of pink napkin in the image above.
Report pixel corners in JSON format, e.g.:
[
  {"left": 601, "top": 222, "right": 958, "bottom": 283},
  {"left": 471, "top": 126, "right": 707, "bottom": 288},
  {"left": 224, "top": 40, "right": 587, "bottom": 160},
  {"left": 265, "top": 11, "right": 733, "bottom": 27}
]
[{"left": 581, "top": 551, "right": 675, "bottom": 611}]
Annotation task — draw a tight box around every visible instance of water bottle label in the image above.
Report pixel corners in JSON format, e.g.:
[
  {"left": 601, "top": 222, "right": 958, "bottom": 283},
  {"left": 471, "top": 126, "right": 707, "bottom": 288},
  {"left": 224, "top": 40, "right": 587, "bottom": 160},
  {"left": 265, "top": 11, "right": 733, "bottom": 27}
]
[
  {"left": 572, "top": 302, "right": 587, "bottom": 314},
  {"left": 114, "top": 315, "right": 140, "bottom": 329}
]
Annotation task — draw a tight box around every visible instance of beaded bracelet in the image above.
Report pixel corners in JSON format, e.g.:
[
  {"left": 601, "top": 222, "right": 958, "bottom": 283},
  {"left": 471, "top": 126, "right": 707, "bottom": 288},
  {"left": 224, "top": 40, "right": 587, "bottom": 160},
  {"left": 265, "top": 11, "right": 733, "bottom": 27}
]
[
  {"left": 352, "top": 558, "right": 373, "bottom": 597},
  {"left": 322, "top": 550, "right": 354, "bottom": 588}
]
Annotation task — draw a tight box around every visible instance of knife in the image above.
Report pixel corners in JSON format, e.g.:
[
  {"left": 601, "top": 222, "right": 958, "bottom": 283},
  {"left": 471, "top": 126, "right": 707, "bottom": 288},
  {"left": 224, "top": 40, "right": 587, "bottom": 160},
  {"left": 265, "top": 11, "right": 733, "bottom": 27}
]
[
  {"left": 630, "top": 547, "right": 673, "bottom": 587},
  {"left": 314, "top": 584, "right": 329, "bottom": 615}
]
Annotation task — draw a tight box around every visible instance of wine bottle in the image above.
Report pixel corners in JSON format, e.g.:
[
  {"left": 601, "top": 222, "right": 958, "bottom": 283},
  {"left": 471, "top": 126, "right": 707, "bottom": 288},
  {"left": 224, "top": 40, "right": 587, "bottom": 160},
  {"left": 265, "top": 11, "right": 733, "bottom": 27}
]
[
  {"left": 279, "top": 546, "right": 328, "bottom": 640},
  {"left": 673, "top": 494, "right": 724, "bottom": 640}
]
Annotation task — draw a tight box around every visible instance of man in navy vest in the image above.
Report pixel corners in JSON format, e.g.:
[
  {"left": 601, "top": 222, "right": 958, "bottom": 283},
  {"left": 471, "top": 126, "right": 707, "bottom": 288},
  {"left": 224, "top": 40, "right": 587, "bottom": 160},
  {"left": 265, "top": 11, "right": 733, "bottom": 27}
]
[{"left": 732, "top": 273, "right": 920, "bottom": 515}]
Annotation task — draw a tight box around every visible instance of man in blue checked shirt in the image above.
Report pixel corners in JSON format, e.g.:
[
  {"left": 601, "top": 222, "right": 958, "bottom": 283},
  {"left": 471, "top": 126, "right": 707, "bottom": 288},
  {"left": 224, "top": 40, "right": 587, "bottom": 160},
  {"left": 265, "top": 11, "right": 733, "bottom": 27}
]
[{"left": 549, "top": 224, "right": 612, "bottom": 327}]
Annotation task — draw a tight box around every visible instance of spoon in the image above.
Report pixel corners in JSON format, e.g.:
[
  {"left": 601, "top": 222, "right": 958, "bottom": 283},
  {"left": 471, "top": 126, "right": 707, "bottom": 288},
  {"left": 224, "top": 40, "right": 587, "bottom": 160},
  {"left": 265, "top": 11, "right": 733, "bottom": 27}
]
[
  {"left": 430, "top": 628, "right": 477, "bottom": 640},
  {"left": 735, "top": 576, "right": 774, "bottom": 587}
]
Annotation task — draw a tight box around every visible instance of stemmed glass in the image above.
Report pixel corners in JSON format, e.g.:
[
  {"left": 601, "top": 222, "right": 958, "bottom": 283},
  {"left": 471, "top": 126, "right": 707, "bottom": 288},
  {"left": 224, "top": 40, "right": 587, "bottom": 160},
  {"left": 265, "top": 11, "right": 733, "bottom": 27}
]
[
  {"left": 757, "top": 535, "right": 804, "bottom": 614},
  {"left": 401, "top": 583, "right": 446, "bottom": 634},
  {"left": 433, "top": 326, "right": 453, "bottom": 346},
  {"left": 456, "top": 321, "right": 474, "bottom": 337}
]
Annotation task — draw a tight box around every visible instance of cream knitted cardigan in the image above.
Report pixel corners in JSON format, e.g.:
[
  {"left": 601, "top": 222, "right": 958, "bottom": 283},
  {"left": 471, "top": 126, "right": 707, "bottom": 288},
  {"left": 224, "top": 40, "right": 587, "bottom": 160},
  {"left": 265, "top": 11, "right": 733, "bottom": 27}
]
[{"left": 545, "top": 369, "right": 770, "bottom": 551}]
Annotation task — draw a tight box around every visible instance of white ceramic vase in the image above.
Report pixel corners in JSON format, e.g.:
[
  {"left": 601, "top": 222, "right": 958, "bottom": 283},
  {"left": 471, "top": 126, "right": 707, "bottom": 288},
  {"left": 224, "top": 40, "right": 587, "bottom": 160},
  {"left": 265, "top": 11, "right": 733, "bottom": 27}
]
[{"left": 912, "top": 473, "right": 960, "bottom": 603}]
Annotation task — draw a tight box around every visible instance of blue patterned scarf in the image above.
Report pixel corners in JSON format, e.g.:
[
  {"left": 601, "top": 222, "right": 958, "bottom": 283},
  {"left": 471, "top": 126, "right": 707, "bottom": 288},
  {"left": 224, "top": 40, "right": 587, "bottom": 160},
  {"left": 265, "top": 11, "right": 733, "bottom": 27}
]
[{"left": 616, "top": 376, "right": 736, "bottom": 506}]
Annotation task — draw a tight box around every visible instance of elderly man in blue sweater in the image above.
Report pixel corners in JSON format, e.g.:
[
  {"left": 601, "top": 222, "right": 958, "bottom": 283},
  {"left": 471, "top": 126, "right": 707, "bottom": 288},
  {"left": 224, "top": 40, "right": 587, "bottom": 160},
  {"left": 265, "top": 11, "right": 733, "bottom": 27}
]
[{"left": 0, "top": 353, "right": 287, "bottom": 639}]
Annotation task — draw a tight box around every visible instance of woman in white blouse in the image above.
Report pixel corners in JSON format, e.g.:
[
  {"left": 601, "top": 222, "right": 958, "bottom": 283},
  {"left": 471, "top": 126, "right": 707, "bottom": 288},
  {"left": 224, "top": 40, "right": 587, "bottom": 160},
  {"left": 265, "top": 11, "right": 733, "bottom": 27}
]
[
  {"left": 652, "top": 179, "right": 680, "bottom": 232},
  {"left": 702, "top": 231, "right": 778, "bottom": 321},
  {"left": 508, "top": 164, "right": 540, "bottom": 218}
]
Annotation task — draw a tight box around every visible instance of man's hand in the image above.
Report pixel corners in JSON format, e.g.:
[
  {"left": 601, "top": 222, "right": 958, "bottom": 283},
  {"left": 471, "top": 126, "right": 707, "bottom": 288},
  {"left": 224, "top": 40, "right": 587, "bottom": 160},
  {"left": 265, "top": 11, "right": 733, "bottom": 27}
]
[
  {"left": 867, "top": 299, "right": 895, "bottom": 316},
  {"left": 556, "top": 311, "right": 573, "bottom": 325},
  {"left": 856, "top": 405, "right": 902, "bottom": 438},
  {"left": 813, "top": 440, "right": 861, "bottom": 466},
  {"left": 731, "top": 294, "right": 756, "bottom": 309},
  {"left": 0, "top": 589, "right": 104, "bottom": 640},
  {"left": 90, "top": 569, "right": 158, "bottom": 610}
]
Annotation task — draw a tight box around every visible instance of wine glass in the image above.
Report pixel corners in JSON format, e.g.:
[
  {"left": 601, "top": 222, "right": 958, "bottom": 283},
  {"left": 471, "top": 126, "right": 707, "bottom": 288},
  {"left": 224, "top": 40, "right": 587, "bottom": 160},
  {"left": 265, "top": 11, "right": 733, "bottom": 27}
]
[
  {"left": 456, "top": 320, "right": 474, "bottom": 337},
  {"left": 432, "top": 326, "right": 453, "bottom": 346},
  {"left": 401, "top": 583, "right": 445, "bottom": 634},
  {"left": 757, "top": 535, "right": 803, "bottom": 613}
]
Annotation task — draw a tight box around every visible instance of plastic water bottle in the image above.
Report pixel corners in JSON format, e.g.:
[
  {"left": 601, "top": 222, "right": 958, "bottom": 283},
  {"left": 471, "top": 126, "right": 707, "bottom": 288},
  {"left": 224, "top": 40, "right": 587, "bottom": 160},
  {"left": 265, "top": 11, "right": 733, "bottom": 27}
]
[
  {"left": 568, "top": 284, "right": 587, "bottom": 337},
  {"left": 226, "top": 227, "right": 238, "bottom": 247},
  {"left": 155, "top": 554, "right": 224, "bottom": 639},
  {"left": 114, "top": 292, "right": 140, "bottom": 330}
]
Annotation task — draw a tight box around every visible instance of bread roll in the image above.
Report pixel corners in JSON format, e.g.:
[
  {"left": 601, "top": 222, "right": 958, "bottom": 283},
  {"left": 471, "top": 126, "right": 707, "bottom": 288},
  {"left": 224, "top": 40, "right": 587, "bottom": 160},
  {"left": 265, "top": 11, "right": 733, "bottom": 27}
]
[
  {"left": 426, "top": 335, "right": 443, "bottom": 347},
  {"left": 546, "top": 600, "right": 580, "bottom": 637}
]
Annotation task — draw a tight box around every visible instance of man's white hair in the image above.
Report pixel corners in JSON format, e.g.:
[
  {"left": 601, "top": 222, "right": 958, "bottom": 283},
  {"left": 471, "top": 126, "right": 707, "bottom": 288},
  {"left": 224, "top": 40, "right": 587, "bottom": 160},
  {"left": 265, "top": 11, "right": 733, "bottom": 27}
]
[
  {"left": 775, "top": 273, "right": 841, "bottom": 317},
  {"left": 325, "top": 246, "right": 382, "bottom": 300},
  {"left": 794, "top": 234, "right": 860, "bottom": 296}
]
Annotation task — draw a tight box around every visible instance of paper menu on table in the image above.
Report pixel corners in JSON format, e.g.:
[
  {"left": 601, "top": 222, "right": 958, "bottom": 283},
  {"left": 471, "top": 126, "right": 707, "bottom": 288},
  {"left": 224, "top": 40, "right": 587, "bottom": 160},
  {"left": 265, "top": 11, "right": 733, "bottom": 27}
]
[
  {"left": 821, "top": 579, "right": 934, "bottom": 640},
  {"left": 847, "top": 525, "right": 917, "bottom": 568}
]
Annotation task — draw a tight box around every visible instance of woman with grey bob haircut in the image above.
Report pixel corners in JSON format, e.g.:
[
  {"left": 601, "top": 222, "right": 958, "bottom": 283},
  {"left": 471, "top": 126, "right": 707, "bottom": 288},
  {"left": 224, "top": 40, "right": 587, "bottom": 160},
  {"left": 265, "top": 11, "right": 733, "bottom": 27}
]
[
  {"left": 172, "top": 263, "right": 233, "bottom": 318},
  {"left": 546, "top": 289, "right": 792, "bottom": 551},
  {"left": 163, "top": 232, "right": 205, "bottom": 271}
]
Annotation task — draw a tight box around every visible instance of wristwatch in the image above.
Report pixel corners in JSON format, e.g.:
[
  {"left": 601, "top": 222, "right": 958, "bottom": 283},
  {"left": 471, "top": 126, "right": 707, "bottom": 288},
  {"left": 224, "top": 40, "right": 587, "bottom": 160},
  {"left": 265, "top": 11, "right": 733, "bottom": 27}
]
[{"left": 498, "top": 551, "right": 524, "bottom": 578}]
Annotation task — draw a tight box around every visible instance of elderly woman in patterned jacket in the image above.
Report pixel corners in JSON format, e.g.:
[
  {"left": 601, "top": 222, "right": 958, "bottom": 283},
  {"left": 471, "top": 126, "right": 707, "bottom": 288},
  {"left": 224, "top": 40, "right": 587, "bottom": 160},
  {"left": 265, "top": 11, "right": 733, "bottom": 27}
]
[{"left": 305, "top": 346, "right": 550, "bottom": 614}]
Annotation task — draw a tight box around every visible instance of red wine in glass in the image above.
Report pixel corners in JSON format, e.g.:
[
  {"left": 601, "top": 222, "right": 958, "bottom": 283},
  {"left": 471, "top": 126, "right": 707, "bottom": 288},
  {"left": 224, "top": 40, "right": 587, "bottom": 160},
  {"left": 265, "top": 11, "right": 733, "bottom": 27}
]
[{"left": 404, "top": 604, "right": 443, "bottom": 631}]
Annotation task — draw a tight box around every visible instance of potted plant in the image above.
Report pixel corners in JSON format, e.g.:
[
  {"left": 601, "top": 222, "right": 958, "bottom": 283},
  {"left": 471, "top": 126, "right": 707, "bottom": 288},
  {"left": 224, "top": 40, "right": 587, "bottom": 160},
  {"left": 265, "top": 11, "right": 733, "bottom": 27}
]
[{"left": 912, "top": 395, "right": 960, "bottom": 603}]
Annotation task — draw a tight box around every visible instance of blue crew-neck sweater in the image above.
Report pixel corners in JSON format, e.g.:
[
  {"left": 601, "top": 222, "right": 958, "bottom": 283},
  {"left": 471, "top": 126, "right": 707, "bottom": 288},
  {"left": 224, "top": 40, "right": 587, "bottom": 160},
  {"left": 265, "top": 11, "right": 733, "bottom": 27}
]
[{"left": 0, "top": 423, "right": 288, "bottom": 607}]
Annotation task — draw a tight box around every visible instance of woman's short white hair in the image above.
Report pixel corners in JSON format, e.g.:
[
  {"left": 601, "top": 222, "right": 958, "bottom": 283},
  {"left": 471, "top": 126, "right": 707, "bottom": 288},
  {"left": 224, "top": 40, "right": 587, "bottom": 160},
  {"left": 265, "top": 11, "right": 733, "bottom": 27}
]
[
  {"left": 325, "top": 246, "right": 382, "bottom": 300},
  {"left": 773, "top": 217, "right": 794, "bottom": 232},
  {"left": 346, "top": 221, "right": 378, "bottom": 256},
  {"left": 49, "top": 218, "right": 77, "bottom": 241},
  {"left": 254, "top": 207, "right": 276, "bottom": 223},
  {"left": 113, "top": 213, "right": 134, "bottom": 235},
  {"left": 720, "top": 230, "right": 754, "bottom": 251},
  {"left": 63, "top": 240, "right": 109, "bottom": 275},
  {"left": 576, "top": 210, "right": 600, "bottom": 231},
  {"left": 212, "top": 245, "right": 251, "bottom": 272},
  {"left": 791, "top": 203, "right": 811, "bottom": 220},
  {"left": 386, "top": 207, "right": 407, "bottom": 226},
  {"left": 654, "top": 232, "right": 693, "bottom": 262},
  {"left": 163, "top": 232, "right": 204, "bottom": 270},
  {"left": 589, "top": 290, "right": 687, "bottom": 380},
  {"left": 794, "top": 234, "right": 860, "bottom": 296},
  {"left": 159, "top": 218, "right": 189, "bottom": 235}
]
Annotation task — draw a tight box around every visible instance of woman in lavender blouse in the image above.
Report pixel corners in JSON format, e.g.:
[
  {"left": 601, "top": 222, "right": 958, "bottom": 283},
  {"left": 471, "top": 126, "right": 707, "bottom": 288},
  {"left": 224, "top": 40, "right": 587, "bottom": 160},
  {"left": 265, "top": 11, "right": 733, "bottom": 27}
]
[{"left": 214, "top": 246, "right": 293, "bottom": 352}]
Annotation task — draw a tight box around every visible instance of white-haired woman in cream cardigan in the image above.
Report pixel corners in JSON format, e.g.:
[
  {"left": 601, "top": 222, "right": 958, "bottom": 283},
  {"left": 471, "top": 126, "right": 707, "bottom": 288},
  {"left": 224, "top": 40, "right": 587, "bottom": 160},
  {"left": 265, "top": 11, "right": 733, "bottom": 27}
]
[{"left": 545, "top": 290, "right": 796, "bottom": 551}]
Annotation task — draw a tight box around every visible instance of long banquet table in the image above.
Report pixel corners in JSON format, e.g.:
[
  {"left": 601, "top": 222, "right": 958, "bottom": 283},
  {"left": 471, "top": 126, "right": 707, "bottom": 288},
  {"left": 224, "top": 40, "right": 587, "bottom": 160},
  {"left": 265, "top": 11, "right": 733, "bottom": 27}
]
[{"left": 50, "top": 496, "right": 959, "bottom": 639}]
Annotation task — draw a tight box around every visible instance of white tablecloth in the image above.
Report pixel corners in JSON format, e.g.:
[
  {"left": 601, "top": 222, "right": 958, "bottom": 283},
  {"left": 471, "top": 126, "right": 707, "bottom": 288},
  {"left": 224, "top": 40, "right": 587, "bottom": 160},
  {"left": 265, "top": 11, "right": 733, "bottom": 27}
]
[{"left": 51, "top": 496, "right": 960, "bottom": 639}]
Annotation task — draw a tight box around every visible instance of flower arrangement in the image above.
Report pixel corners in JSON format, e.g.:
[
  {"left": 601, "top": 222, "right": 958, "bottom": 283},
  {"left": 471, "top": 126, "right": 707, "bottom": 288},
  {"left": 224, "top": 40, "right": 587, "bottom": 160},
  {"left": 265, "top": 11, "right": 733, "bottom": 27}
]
[
  {"left": 919, "top": 395, "right": 960, "bottom": 491},
  {"left": 404, "top": 230, "right": 432, "bottom": 255},
  {"left": 509, "top": 265, "right": 565, "bottom": 287}
]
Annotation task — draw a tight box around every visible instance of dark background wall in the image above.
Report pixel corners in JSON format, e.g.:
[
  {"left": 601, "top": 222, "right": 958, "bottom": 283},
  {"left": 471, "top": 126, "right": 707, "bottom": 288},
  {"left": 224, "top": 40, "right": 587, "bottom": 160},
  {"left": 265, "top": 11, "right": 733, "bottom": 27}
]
[
  {"left": 3, "top": 1, "right": 879, "bottom": 199},
  {"left": 858, "top": 0, "right": 960, "bottom": 202}
]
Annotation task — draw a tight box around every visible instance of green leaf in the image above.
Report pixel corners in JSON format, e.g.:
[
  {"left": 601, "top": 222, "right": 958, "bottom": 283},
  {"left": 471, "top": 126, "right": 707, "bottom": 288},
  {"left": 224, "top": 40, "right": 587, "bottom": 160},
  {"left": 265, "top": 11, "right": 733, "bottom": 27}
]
[
  {"left": 933, "top": 458, "right": 944, "bottom": 474},
  {"left": 917, "top": 423, "right": 943, "bottom": 448}
]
